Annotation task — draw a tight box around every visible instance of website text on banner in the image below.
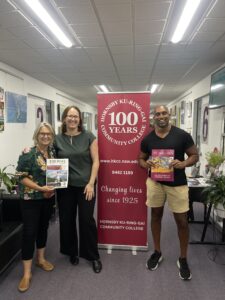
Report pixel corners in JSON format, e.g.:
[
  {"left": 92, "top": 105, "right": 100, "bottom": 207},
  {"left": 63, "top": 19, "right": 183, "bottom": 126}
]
[{"left": 97, "top": 93, "right": 150, "bottom": 249}]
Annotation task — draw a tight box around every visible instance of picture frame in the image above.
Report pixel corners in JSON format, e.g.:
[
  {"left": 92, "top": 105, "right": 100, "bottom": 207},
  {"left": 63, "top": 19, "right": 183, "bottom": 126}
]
[
  {"left": 57, "top": 104, "right": 66, "bottom": 121},
  {"left": 6, "top": 91, "right": 27, "bottom": 123},
  {"left": 0, "top": 87, "right": 4, "bottom": 132},
  {"left": 187, "top": 101, "right": 192, "bottom": 118},
  {"left": 82, "top": 112, "right": 92, "bottom": 131},
  {"left": 180, "top": 101, "right": 185, "bottom": 125},
  {"left": 35, "top": 105, "right": 46, "bottom": 127},
  {"left": 94, "top": 114, "right": 98, "bottom": 130}
]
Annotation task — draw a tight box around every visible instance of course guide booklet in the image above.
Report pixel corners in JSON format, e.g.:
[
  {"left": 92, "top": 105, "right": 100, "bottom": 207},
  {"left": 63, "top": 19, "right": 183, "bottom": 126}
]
[
  {"left": 151, "top": 149, "right": 174, "bottom": 182},
  {"left": 46, "top": 158, "right": 69, "bottom": 188}
]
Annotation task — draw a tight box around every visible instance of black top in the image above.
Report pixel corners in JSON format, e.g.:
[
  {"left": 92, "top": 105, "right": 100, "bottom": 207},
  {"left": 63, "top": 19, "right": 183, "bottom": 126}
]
[
  {"left": 140, "top": 126, "right": 194, "bottom": 186},
  {"left": 54, "top": 130, "right": 96, "bottom": 187}
]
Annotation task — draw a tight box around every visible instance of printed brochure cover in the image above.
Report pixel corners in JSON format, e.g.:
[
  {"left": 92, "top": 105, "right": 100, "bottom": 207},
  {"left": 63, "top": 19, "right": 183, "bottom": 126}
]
[
  {"left": 151, "top": 149, "right": 174, "bottom": 182},
  {"left": 46, "top": 158, "right": 69, "bottom": 188}
]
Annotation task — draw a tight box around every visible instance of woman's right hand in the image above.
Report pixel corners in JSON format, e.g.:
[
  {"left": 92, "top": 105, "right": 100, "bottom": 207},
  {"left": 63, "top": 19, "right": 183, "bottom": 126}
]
[{"left": 40, "top": 185, "right": 55, "bottom": 198}]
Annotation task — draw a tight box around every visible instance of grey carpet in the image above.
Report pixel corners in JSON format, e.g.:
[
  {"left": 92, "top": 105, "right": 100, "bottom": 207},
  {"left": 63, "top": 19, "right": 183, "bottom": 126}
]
[{"left": 1, "top": 203, "right": 225, "bottom": 300}]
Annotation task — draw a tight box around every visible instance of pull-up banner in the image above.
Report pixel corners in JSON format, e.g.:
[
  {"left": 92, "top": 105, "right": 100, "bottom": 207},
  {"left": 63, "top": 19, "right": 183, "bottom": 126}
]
[{"left": 97, "top": 92, "right": 150, "bottom": 249}]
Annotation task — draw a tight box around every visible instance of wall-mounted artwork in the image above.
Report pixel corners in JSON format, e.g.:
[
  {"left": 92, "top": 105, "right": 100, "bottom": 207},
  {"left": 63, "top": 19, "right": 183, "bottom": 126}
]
[
  {"left": 0, "top": 87, "right": 4, "bottom": 132},
  {"left": 82, "top": 112, "right": 92, "bottom": 131},
  {"left": 35, "top": 105, "right": 46, "bottom": 127},
  {"left": 57, "top": 104, "right": 66, "bottom": 121},
  {"left": 180, "top": 101, "right": 185, "bottom": 125},
  {"left": 170, "top": 105, "right": 177, "bottom": 126},
  {"left": 6, "top": 91, "right": 27, "bottom": 123},
  {"left": 94, "top": 114, "right": 98, "bottom": 130},
  {"left": 177, "top": 107, "right": 181, "bottom": 128},
  {"left": 187, "top": 101, "right": 192, "bottom": 118},
  {"left": 171, "top": 105, "right": 176, "bottom": 117}
]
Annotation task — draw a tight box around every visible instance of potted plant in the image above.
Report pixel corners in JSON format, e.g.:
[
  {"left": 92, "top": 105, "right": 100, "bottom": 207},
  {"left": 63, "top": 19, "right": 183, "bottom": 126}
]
[
  {"left": 203, "top": 174, "right": 225, "bottom": 218},
  {"left": 0, "top": 164, "right": 17, "bottom": 193},
  {"left": 205, "top": 147, "right": 225, "bottom": 177}
]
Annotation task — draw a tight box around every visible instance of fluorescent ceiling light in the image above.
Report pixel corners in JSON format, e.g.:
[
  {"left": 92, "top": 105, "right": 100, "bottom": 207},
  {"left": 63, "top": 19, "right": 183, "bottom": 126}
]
[
  {"left": 209, "top": 104, "right": 219, "bottom": 108},
  {"left": 211, "top": 84, "right": 224, "bottom": 91},
  {"left": 99, "top": 85, "right": 109, "bottom": 93},
  {"left": 24, "top": 0, "right": 73, "bottom": 48},
  {"left": 95, "top": 85, "right": 110, "bottom": 93},
  {"left": 171, "top": 0, "right": 202, "bottom": 44},
  {"left": 150, "top": 84, "right": 159, "bottom": 94}
]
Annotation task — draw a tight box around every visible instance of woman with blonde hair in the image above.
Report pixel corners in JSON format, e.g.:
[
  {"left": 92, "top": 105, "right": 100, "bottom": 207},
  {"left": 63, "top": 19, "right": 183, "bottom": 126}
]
[{"left": 17, "top": 122, "right": 55, "bottom": 292}]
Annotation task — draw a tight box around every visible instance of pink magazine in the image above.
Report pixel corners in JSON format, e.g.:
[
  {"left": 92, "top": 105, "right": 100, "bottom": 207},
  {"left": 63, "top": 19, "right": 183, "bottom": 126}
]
[{"left": 151, "top": 149, "right": 174, "bottom": 182}]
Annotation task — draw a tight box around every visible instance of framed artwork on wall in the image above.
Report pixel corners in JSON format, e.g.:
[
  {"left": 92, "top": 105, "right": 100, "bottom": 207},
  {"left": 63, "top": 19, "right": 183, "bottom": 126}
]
[
  {"left": 171, "top": 105, "right": 176, "bottom": 116},
  {"left": 82, "top": 112, "right": 92, "bottom": 131},
  {"left": 187, "top": 101, "right": 192, "bottom": 118},
  {"left": 6, "top": 91, "right": 27, "bottom": 123},
  {"left": 177, "top": 107, "right": 181, "bottom": 128},
  {"left": 170, "top": 105, "right": 177, "bottom": 126},
  {"left": 35, "top": 105, "right": 46, "bottom": 127},
  {"left": 0, "top": 87, "right": 5, "bottom": 132},
  {"left": 180, "top": 101, "right": 185, "bottom": 125},
  {"left": 57, "top": 104, "right": 66, "bottom": 121},
  {"left": 94, "top": 114, "right": 98, "bottom": 130}
]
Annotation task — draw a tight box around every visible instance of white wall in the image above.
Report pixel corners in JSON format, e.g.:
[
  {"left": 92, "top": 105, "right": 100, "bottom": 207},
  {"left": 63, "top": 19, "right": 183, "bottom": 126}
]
[
  {"left": 168, "top": 64, "right": 225, "bottom": 176},
  {"left": 0, "top": 61, "right": 97, "bottom": 170}
]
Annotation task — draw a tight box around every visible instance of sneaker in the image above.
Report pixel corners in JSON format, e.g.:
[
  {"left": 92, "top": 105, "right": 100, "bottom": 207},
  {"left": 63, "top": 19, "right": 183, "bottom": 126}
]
[
  {"left": 177, "top": 257, "right": 192, "bottom": 280},
  {"left": 146, "top": 250, "right": 163, "bottom": 270}
]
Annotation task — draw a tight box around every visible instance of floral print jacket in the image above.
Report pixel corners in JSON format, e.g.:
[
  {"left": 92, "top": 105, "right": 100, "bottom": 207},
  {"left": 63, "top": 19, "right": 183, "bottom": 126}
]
[{"left": 16, "top": 146, "right": 55, "bottom": 200}]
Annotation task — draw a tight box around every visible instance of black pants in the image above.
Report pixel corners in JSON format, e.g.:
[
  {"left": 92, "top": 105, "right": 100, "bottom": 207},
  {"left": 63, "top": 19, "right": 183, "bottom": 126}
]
[
  {"left": 20, "top": 198, "right": 54, "bottom": 260},
  {"left": 57, "top": 186, "right": 99, "bottom": 261}
]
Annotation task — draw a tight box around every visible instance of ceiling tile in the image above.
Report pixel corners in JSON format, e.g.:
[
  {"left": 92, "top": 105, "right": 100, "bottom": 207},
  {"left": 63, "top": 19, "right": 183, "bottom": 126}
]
[
  {"left": 96, "top": 3, "right": 131, "bottom": 23},
  {"left": 135, "top": 1, "right": 171, "bottom": 20},
  {"left": 135, "top": 20, "right": 166, "bottom": 35},
  {"left": 59, "top": 4, "right": 97, "bottom": 24}
]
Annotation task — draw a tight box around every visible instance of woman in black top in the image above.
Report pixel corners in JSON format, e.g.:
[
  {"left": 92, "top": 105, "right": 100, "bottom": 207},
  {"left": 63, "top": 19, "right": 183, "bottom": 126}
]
[{"left": 54, "top": 106, "right": 102, "bottom": 273}]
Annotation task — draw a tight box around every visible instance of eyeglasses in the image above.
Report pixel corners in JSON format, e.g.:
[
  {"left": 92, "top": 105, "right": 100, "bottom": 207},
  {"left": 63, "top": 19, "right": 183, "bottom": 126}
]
[
  {"left": 39, "top": 133, "right": 52, "bottom": 137},
  {"left": 67, "top": 115, "right": 79, "bottom": 120}
]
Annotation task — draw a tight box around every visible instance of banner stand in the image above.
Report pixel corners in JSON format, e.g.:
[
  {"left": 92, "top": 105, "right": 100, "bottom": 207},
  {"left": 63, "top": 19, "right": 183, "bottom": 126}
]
[
  {"left": 97, "top": 92, "right": 150, "bottom": 251},
  {"left": 98, "top": 244, "right": 148, "bottom": 252}
]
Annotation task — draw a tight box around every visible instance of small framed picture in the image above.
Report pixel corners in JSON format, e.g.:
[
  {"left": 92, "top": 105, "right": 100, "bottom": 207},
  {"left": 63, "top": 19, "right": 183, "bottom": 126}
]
[
  {"left": 187, "top": 101, "right": 192, "bottom": 117},
  {"left": 94, "top": 114, "right": 98, "bottom": 130},
  {"left": 82, "top": 112, "right": 92, "bottom": 131},
  {"left": 57, "top": 104, "right": 66, "bottom": 121}
]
